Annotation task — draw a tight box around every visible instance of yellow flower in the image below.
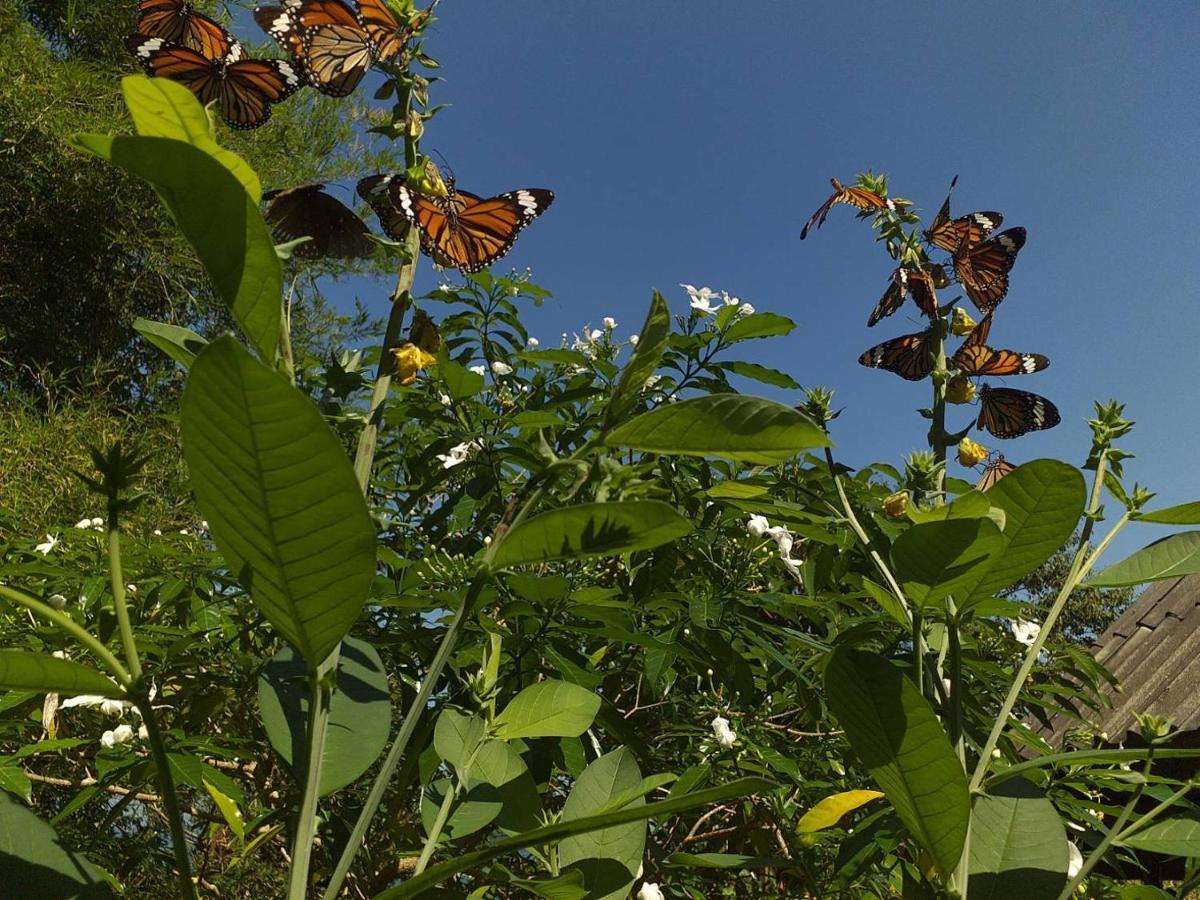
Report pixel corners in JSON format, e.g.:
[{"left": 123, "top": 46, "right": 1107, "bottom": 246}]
[
  {"left": 949, "top": 307, "right": 977, "bottom": 336},
  {"left": 882, "top": 490, "right": 909, "bottom": 519},
  {"left": 392, "top": 343, "right": 438, "bottom": 386},
  {"left": 957, "top": 437, "right": 989, "bottom": 467},
  {"left": 945, "top": 375, "right": 977, "bottom": 404}
]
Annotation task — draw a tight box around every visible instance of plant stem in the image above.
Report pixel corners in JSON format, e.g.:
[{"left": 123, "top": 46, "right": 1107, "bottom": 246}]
[
  {"left": 414, "top": 740, "right": 487, "bottom": 875},
  {"left": 136, "top": 694, "right": 198, "bottom": 899},
  {"left": 107, "top": 527, "right": 142, "bottom": 683},
  {"left": 1115, "top": 778, "right": 1195, "bottom": 842},
  {"left": 928, "top": 307, "right": 949, "bottom": 499},
  {"left": 0, "top": 585, "right": 130, "bottom": 686},
  {"left": 288, "top": 660, "right": 336, "bottom": 900}
]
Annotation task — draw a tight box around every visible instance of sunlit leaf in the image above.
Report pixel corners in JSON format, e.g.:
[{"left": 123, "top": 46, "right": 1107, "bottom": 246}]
[
  {"left": 605, "top": 291, "right": 670, "bottom": 428},
  {"left": 1117, "top": 813, "right": 1200, "bottom": 856},
  {"left": 1086, "top": 532, "right": 1200, "bottom": 587},
  {"left": 891, "top": 518, "right": 1002, "bottom": 607},
  {"left": 1135, "top": 501, "right": 1200, "bottom": 524},
  {"left": 0, "top": 652, "right": 124, "bottom": 697},
  {"left": 796, "top": 789, "right": 884, "bottom": 833},
  {"left": 492, "top": 681, "right": 600, "bottom": 739},
  {"left": 969, "top": 778, "right": 1068, "bottom": 900},
  {"left": 133, "top": 318, "right": 207, "bottom": 369}
]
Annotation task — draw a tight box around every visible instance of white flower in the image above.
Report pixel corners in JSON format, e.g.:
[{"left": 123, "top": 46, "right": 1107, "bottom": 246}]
[
  {"left": 483, "top": 536, "right": 492, "bottom": 546},
  {"left": 706, "top": 668, "right": 714, "bottom": 677},
  {"left": 644, "top": 374, "right": 662, "bottom": 389},
  {"left": 491, "top": 360, "right": 513, "bottom": 376},
  {"left": 438, "top": 393, "right": 452, "bottom": 407},
  {"left": 781, "top": 555, "right": 804, "bottom": 586},
  {"left": 153, "top": 529, "right": 162, "bottom": 536},
  {"left": 52, "top": 650, "right": 68, "bottom": 660},
  {"left": 603, "top": 317, "right": 617, "bottom": 329},
  {"left": 100, "top": 699, "right": 128, "bottom": 717},
  {"left": 681, "top": 284, "right": 721, "bottom": 315},
  {"left": 526, "top": 336, "right": 539, "bottom": 348},
  {"left": 720, "top": 291, "right": 740, "bottom": 307},
  {"left": 74, "top": 518, "right": 93, "bottom": 530},
  {"left": 738, "top": 303, "right": 755, "bottom": 316},
  {"left": 137, "top": 723, "right": 149, "bottom": 740},
  {"left": 101, "top": 724, "right": 135, "bottom": 748},
  {"left": 468, "top": 364, "right": 486, "bottom": 376},
  {"left": 90, "top": 517, "right": 105, "bottom": 530},
  {"left": 589, "top": 328, "right": 603, "bottom": 342},
  {"left": 710, "top": 715, "right": 737, "bottom": 749},
  {"left": 637, "top": 883, "right": 665, "bottom": 900},
  {"left": 436, "top": 440, "right": 478, "bottom": 470},
  {"left": 200, "top": 520, "right": 209, "bottom": 530},
  {"left": 179, "top": 529, "right": 189, "bottom": 536},
  {"left": 34, "top": 534, "right": 59, "bottom": 555},
  {"left": 125, "top": 584, "right": 137, "bottom": 594},
  {"left": 48, "top": 594, "right": 67, "bottom": 611},
  {"left": 1067, "top": 841, "right": 1083, "bottom": 879},
  {"left": 765, "top": 525, "right": 793, "bottom": 557},
  {"left": 1011, "top": 619, "right": 1041, "bottom": 647},
  {"left": 747, "top": 515, "right": 771, "bottom": 538},
  {"left": 689, "top": 296, "right": 721, "bottom": 315},
  {"left": 629, "top": 334, "right": 639, "bottom": 345}
]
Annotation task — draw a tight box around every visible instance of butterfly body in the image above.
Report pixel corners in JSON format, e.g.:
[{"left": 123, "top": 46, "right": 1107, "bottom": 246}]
[
  {"left": 976, "top": 455, "right": 1016, "bottom": 490},
  {"left": 922, "top": 176, "right": 1003, "bottom": 253},
  {"left": 800, "top": 177, "right": 895, "bottom": 240},
  {"left": 868, "top": 265, "right": 939, "bottom": 327}
]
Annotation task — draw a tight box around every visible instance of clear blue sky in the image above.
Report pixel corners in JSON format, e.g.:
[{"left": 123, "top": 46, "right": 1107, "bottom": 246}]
[{"left": 252, "top": 2, "right": 1200, "bottom": 557}]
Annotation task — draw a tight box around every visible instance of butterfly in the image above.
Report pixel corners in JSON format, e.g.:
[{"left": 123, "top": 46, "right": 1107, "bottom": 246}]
[
  {"left": 867, "top": 265, "right": 939, "bottom": 327},
  {"left": 136, "top": 0, "right": 240, "bottom": 59},
  {"left": 800, "top": 177, "right": 896, "bottom": 240},
  {"left": 127, "top": 36, "right": 302, "bottom": 129},
  {"left": 976, "top": 384, "right": 1060, "bottom": 439},
  {"left": 255, "top": 1, "right": 390, "bottom": 97},
  {"left": 858, "top": 330, "right": 934, "bottom": 381},
  {"left": 263, "top": 183, "right": 375, "bottom": 259},
  {"left": 356, "top": 0, "right": 430, "bottom": 62},
  {"left": 976, "top": 455, "right": 1016, "bottom": 491},
  {"left": 953, "top": 227, "right": 1027, "bottom": 313},
  {"left": 923, "top": 176, "right": 1002, "bottom": 253},
  {"left": 409, "top": 308, "right": 442, "bottom": 355},
  {"left": 357, "top": 172, "right": 555, "bottom": 273},
  {"left": 952, "top": 313, "right": 1049, "bottom": 376}
]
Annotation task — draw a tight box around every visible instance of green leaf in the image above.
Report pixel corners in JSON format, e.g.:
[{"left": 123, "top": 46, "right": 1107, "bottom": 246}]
[
  {"left": 891, "top": 518, "right": 1003, "bottom": 607},
  {"left": 723, "top": 311, "right": 795, "bottom": 343},
  {"left": 664, "top": 852, "right": 785, "bottom": 869},
  {"left": 958, "top": 460, "right": 1086, "bottom": 608},
  {"left": 1135, "top": 501, "right": 1200, "bottom": 524},
  {"left": 1086, "top": 532, "right": 1200, "bottom": 587},
  {"left": 558, "top": 747, "right": 646, "bottom": 900},
  {"left": 0, "top": 759, "right": 31, "bottom": 803},
  {"left": 0, "top": 652, "right": 124, "bottom": 697},
  {"left": 493, "top": 681, "right": 601, "bottom": 739},
  {"left": 968, "top": 778, "right": 1068, "bottom": 900},
  {"left": 716, "top": 361, "right": 802, "bottom": 389},
  {"left": 605, "top": 291, "right": 671, "bottom": 428},
  {"left": 861, "top": 578, "right": 910, "bottom": 627},
  {"left": 204, "top": 779, "right": 246, "bottom": 842},
  {"left": 71, "top": 135, "right": 281, "bottom": 363},
  {"left": 507, "top": 870, "right": 587, "bottom": 900},
  {"left": 706, "top": 482, "right": 769, "bottom": 499},
  {"left": 796, "top": 789, "right": 884, "bottom": 833},
  {"left": 985, "top": 748, "right": 1200, "bottom": 789},
  {"left": 1117, "top": 813, "right": 1200, "bottom": 856},
  {"left": 441, "top": 357, "right": 486, "bottom": 399},
  {"left": 469, "top": 740, "right": 541, "bottom": 833},
  {"left": 605, "top": 395, "right": 830, "bottom": 464},
  {"left": 824, "top": 648, "right": 969, "bottom": 877},
  {"left": 257, "top": 637, "right": 390, "bottom": 795},
  {"left": 434, "top": 710, "right": 486, "bottom": 776},
  {"left": 375, "top": 777, "right": 773, "bottom": 899},
  {"left": 0, "top": 791, "right": 111, "bottom": 896},
  {"left": 132, "top": 318, "right": 208, "bottom": 369},
  {"left": 120, "top": 74, "right": 261, "bottom": 200},
  {"left": 182, "top": 337, "right": 375, "bottom": 664},
  {"left": 907, "top": 490, "right": 995, "bottom": 524},
  {"left": 421, "top": 777, "right": 502, "bottom": 840},
  {"left": 491, "top": 501, "right": 692, "bottom": 570}
]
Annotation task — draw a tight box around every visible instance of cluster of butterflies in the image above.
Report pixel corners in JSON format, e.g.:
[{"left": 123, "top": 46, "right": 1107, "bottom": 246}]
[
  {"left": 801, "top": 176, "right": 1059, "bottom": 487},
  {"left": 126, "top": 0, "right": 429, "bottom": 129}
]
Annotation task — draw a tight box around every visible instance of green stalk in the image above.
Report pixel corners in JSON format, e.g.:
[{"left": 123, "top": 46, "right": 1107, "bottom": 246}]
[
  {"left": 288, "top": 660, "right": 336, "bottom": 900},
  {"left": 928, "top": 307, "right": 950, "bottom": 499},
  {"left": 413, "top": 740, "right": 488, "bottom": 874},
  {"left": 0, "top": 585, "right": 129, "bottom": 686},
  {"left": 136, "top": 694, "right": 198, "bottom": 900},
  {"left": 107, "top": 527, "right": 142, "bottom": 683}
]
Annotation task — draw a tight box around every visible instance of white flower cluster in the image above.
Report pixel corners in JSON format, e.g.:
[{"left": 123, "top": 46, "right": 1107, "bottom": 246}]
[
  {"left": 34, "top": 534, "right": 59, "bottom": 554},
  {"left": 711, "top": 715, "right": 738, "bottom": 749},
  {"left": 637, "top": 882, "right": 665, "bottom": 900},
  {"left": 436, "top": 440, "right": 481, "bottom": 470},
  {"left": 60, "top": 693, "right": 150, "bottom": 748},
  {"left": 746, "top": 515, "right": 803, "bottom": 584},
  {"left": 74, "top": 517, "right": 105, "bottom": 532},
  {"left": 680, "top": 284, "right": 755, "bottom": 317}
]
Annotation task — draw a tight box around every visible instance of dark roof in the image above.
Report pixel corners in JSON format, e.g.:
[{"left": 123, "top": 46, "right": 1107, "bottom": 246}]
[{"left": 1037, "top": 574, "right": 1200, "bottom": 746}]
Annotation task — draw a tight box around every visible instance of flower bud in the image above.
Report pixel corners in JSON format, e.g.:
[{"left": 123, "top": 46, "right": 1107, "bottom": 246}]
[
  {"left": 949, "top": 307, "right": 977, "bottom": 336},
  {"left": 957, "top": 437, "right": 989, "bottom": 467},
  {"left": 882, "top": 491, "right": 909, "bottom": 519},
  {"left": 945, "top": 375, "right": 977, "bottom": 404}
]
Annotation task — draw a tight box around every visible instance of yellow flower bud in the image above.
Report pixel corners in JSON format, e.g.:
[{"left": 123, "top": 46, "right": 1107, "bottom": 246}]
[
  {"left": 392, "top": 342, "right": 438, "bottom": 386},
  {"left": 949, "top": 307, "right": 977, "bottom": 337},
  {"left": 945, "top": 375, "right": 977, "bottom": 405},
  {"left": 882, "top": 490, "right": 909, "bottom": 519},
  {"left": 957, "top": 437, "right": 989, "bottom": 467}
]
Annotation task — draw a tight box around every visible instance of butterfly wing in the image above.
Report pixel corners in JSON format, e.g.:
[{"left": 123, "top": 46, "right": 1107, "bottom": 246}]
[
  {"left": 264, "top": 184, "right": 374, "bottom": 258},
  {"left": 409, "top": 309, "right": 443, "bottom": 354},
  {"left": 357, "top": 173, "right": 411, "bottom": 239},
  {"left": 906, "top": 266, "right": 938, "bottom": 317},
  {"left": 867, "top": 270, "right": 907, "bottom": 327},
  {"left": 355, "top": 0, "right": 412, "bottom": 62},
  {"left": 127, "top": 37, "right": 223, "bottom": 104},
  {"left": 255, "top": 2, "right": 373, "bottom": 96},
  {"left": 954, "top": 227, "right": 1026, "bottom": 313},
  {"left": 927, "top": 212, "right": 1003, "bottom": 254},
  {"left": 955, "top": 345, "right": 1049, "bottom": 377},
  {"left": 138, "top": 0, "right": 240, "bottom": 58},
  {"left": 976, "top": 456, "right": 1016, "bottom": 491},
  {"left": 858, "top": 331, "right": 934, "bottom": 381},
  {"left": 800, "top": 177, "right": 891, "bottom": 240},
  {"left": 219, "top": 58, "right": 302, "bottom": 129},
  {"left": 977, "top": 385, "right": 1060, "bottom": 438}
]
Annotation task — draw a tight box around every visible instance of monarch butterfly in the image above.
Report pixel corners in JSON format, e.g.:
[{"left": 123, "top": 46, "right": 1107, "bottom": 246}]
[
  {"left": 127, "top": 36, "right": 302, "bottom": 129},
  {"left": 867, "top": 265, "right": 939, "bottom": 327},
  {"left": 254, "top": 1, "right": 382, "bottom": 97},
  {"left": 136, "top": 0, "right": 240, "bottom": 59},
  {"left": 263, "top": 183, "right": 375, "bottom": 259},
  {"left": 977, "top": 384, "right": 1060, "bottom": 439},
  {"left": 952, "top": 313, "right": 1049, "bottom": 376},
  {"left": 976, "top": 455, "right": 1016, "bottom": 491},
  {"left": 923, "top": 176, "right": 1002, "bottom": 253},
  {"left": 858, "top": 330, "right": 934, "bottom": 381},
  {"left": 953, "top": 227, "right": 1026, "bottom": 313},
  {"left": 408, "top": 308, "right": 442, "bottom": 355},
  {"left": 357, "top": 172, "right": 555, "bottom": 274},
  {"left": 800, "top": 177, "right": 896, "bottom": 240}
]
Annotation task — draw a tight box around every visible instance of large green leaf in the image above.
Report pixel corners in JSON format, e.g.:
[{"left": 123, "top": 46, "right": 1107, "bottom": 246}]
[
  {"left": 71, "top": 135, "right": 281, "bottom": 363},
  {"left": 715, "top": 361, "right": 802, "bottom": 389},
  {"left": 120, "top": 75, "right": 260, "bottom": 199},
  {"left": 957, "top": 460, "right": 1086, "bottom": 608},
  {"left": 493, "top": 681, "right": 601, "bottom": 739},
  {"left": 0, "top": 653, "right": 124, "bottom": 697},
  {"left": 375, "top": 777, "right": 772, "bottom": 899},
  {"left": 604, "top": 291, "right": 670, "bottom": 428},
  {"left": 723, "top": 311, "right": 795, "bottom": 343},
  {"left": 1135, "top": 501, "right": 1200, "bottom": 524},
  {"left": 558, "top": 747, "right": 646, "bottom": 900},
  {"left": 1086, "top": 532, "right": 1200, "bottom": 587},
  {"left": 469, "top": 740, "right": 542, "bottom": 834},
  {"left": 421, "top": 778, "right": 502, "bottom": 841},
  {"left": 824, "top": 648, "right": 969, "bottom": 877},
  {"left": 1117, "top": 813, "right": 1200, "bottom": 856},
  {"left": 0, "top": 791, "right": 111, "bottom": 896},
  {"left": 257, "top": 637, "right": 390, "bottom": 795},
  {"left": 490, "top": 501, "right": 691, "bottom": 570},
  {"left": 132, "top": 318, "right": 208, "bottom": 369},
  {"left": 969, "top": 778, "right": 1069, "bottom": 900},
  {"left": 605, "top": 395, "right": 829, "bottom": 464},
  {"left": 182, "top": 336, "right": 375, "bottom": 663},
  {"left": 434, "top": 710, "right": 486, "bottom": 776},
  {"left": 891, "top": 518, "right": 1003, "bottom": 607}
]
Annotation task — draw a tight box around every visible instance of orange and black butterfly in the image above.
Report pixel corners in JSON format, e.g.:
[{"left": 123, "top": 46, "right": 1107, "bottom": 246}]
[
  {"left": 868, "top": 265, "right": 939, "bottom": 327},
  {"left": 358, "top": 172, "right": 555, "bottom": 274},
  {"left": 953, "top": 227, "right": 1026, "bottom": 313},
  {"left": 976, "top": 454, "right": 1016, "bottom": 491},
  {"left": 136, "top": 0, "right": 240, "bottom": 59},
  {"left": 127, "top": 36, "right": 302, "bottom": 129},
  {"left": 356, "top": 0, "right": 429, "bottom": 62},
  {"left": 263, "top": 183, "right": 375, "bottom": 259},
  {"left": 952, "top": 313, "right": 1049, "bottom": 377},
  {"left": 977, "top": 384, "right": 1059, "bottom": 439},
  {"left": 800, "top": 177, "right": 896, "bottom": 240},
  {"left": 858, "top": 330, "right": 934, "bottom": 381},
  {"left": 255, "top": 1, "right": 381, "bottom": 97},
  {"left": 923, "top": 176, "right": 1002, "bottom": 253},
  {"left": 408, "top": 308, "right": 442, "bottom": 356}
]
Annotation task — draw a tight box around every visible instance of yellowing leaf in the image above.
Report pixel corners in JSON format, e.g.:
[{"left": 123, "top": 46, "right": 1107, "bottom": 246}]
[
  {"left": 204, "top": 779, "right": 245, "bottom": 842},
  {"left": 797, "top": 789, "right": 883, "bottom": 833}
]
